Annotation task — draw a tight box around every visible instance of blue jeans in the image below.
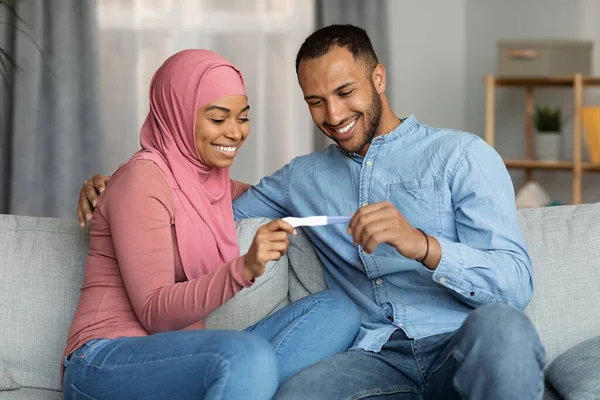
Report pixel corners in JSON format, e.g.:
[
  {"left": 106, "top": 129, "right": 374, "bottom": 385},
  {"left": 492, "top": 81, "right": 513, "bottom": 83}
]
[
  {"left": 275, "top": 304, "right": 546, "bottom": 400},
  {"left": 63, "top": 289, "right": 360, "bottom": 400}
]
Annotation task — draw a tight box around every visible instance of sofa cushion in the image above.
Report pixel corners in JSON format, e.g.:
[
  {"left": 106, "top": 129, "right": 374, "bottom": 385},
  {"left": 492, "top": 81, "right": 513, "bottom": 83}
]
[
  {"left": 0, "top": 215, "right": 88, "bottom": 392},
  {"left": 0, "top": 359, "right": 19, "bottom": 391},
  {"left": 287, "top": 227, "right": 327, "bottom": 302},
  {"left": 0, "top": 388, "right": 62, "bottom": 400},
  {"left": 519, "top": 203, "right": 600, "bottom": 365},
  {"left": 205, "top": 217, "right": 290, "bottom": 330},
  {"left": 545, "top": 335, "right": 600, "bottom": 400}
]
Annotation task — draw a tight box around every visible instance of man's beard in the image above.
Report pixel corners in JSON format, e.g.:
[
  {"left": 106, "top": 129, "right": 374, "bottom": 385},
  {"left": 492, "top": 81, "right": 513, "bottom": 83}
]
[{"left": 343, "top": 84, "right": 382, "bottom": 154}]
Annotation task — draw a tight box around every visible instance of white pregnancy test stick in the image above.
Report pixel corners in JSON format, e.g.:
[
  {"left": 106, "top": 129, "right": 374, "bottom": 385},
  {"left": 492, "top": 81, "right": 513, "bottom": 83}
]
[{"left": 282, "top": 216, "right": 352, "bottom": 228}]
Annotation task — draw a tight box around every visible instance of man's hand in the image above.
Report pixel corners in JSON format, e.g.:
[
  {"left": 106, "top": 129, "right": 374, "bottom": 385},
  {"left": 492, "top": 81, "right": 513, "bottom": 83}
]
[
  {"left": 77, "top": 174, "right": 111, "bottom": 227},
  {"left": 244, "top": 219, "right": 296, "bottom": 282},
  {"left": 347, "top": 201, "right": 441, "bottom": 269}
]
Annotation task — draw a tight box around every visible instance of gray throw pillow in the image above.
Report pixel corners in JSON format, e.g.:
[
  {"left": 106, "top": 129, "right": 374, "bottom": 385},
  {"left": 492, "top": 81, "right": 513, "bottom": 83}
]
[
  {"left": 0, "top": 358, "right": 19, "bottom": 391},
  {"left": 546, "top": 335, "right": 600, "bottom": 400}
]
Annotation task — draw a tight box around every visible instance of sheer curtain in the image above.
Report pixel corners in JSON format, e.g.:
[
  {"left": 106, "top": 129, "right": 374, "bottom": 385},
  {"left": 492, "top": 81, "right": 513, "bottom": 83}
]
[
  {"left": 0, "top": 0, "right": 104, "bottom": 218},
  {"left": 96, "top": 0, "right": 315, "bottom": 184}
]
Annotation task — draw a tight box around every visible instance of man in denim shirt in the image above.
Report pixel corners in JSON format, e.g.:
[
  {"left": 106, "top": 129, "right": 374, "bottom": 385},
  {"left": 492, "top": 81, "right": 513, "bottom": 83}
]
[
  {"left": 233, "top": 25, "right": 545, "bottom": 399},
  {"left": 78, "top": 24, "right": 545, "bottom": 400}
]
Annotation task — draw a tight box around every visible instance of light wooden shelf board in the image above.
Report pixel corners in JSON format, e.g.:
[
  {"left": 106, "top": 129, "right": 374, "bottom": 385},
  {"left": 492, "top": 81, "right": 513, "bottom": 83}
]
[
  {"left": 504, "top": 159, "right": 573, "bottom": 170},
  {"left": 504, "top": 159, "right": 600, "bottom": 171},
  {"left": 492, "top": 76, "right": 600, "bottom": 87},
  {"left": 583, "top": 163, "right": 600, "bottom": 171}
]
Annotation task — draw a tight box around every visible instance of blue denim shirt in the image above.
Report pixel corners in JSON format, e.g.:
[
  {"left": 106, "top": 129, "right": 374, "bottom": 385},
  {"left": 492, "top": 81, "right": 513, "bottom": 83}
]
[{"left": 233, "top": 115, "right": 533, "bottom": 352}]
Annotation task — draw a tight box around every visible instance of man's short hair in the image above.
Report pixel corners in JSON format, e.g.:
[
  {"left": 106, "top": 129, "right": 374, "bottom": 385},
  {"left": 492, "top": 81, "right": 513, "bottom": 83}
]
[{"left": 295, "top": 24, "right": 379, "bottom": 74}]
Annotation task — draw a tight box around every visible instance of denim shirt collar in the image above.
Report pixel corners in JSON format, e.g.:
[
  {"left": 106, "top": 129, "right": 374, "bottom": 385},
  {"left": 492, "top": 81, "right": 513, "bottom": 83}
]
[{"left": 348, "top": 114, "right": 419, "bottom": 162}]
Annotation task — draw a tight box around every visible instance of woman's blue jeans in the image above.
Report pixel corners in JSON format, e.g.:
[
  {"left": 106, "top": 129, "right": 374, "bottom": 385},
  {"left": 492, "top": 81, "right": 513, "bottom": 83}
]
[{"left": 62, "top": 289, "right": 360, "bottom": 400}]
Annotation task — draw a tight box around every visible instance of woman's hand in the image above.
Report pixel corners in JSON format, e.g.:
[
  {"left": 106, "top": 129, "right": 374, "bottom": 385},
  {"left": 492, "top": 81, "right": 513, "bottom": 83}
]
[{"left": 244, "top": 219, "right": 295, "bottom": 281}]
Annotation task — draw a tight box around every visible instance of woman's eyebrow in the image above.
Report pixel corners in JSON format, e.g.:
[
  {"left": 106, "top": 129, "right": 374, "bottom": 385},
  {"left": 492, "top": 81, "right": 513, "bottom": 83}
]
[
  {"left": 204, "top": 105, "right": 231, "bottom": 113},
  {"left": 204, "top": 105, "right": 250, "bottom": 114}
]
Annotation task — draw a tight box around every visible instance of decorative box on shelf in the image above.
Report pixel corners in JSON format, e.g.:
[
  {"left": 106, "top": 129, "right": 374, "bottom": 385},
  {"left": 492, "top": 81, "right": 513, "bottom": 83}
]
[{"left": 497, "top": 39, "right": 593, "bottom": 77}]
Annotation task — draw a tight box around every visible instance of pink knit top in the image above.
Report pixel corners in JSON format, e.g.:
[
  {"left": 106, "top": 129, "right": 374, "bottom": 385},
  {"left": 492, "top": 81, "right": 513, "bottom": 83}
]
[{"left": 62, "top": 160, "right": 252, "bottom": 366}]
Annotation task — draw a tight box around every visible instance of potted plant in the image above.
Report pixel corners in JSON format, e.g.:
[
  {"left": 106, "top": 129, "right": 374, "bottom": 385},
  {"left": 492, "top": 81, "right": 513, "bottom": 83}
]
[{"left": 534, "top": 105, "right": 562, "bottom": 161}]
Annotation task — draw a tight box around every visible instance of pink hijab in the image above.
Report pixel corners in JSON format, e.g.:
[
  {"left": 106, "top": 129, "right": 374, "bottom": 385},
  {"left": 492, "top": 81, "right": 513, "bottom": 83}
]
[{"left": 128, "top": 49, "right": 247, "bottom": 280}]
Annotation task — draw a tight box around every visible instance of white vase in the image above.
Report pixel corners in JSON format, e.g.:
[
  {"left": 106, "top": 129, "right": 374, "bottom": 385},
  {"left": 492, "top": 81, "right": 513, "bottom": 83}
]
[{"left": 535, "top": 131, "right": 561, "bottom": 161}]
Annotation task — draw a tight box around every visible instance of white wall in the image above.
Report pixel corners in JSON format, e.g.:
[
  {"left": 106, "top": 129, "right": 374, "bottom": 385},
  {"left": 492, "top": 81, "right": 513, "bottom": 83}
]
[
  {"left": 387, "top": 0, "right": 600, "bottom": 205},
  {"left": 387, "top": 0, "right": 467, "bottom": 131}
]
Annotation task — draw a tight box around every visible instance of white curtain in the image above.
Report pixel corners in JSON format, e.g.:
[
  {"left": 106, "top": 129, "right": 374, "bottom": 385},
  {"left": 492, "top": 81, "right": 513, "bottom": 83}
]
[{"left": 96, "top": 0, "right": 315, "bottom": 184}]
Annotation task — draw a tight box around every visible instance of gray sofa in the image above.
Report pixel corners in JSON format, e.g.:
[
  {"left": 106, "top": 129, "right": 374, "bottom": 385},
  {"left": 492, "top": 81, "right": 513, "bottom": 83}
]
[{"left": 2, "top": 203, "right": 600, "bottom": 399}]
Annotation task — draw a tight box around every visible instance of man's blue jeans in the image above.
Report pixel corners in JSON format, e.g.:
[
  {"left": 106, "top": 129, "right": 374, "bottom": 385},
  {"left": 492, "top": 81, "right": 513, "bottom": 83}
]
[
  {"left": 62, "top": 290, "right": 360, "bottom": 400},
  {"left": 275, "top": 303, "right": 546, "bottom": 400}
]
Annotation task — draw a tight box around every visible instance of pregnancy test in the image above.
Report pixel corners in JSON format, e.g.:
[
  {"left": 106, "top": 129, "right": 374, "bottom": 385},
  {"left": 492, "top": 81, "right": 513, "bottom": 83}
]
[{"left": 282, "top": 216, "right": 352, "bottom": 228}]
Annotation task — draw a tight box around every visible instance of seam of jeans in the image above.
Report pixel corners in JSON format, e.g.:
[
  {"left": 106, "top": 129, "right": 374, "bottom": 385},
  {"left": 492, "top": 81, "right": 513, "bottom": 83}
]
[
  {"left": 451, "top": 375, "right": 468, "bottom": 400},
  {"left": 346, "top": 384, "right": 425, "bottom": 400},
  {"left": 449, "top": 349, "right": 468, "bottom": 400},
  {"left": 272, "top": 298, "right": 321, "bottom": 353},
  {"left": 410, "top": 339, "right": 428, "bottom": 387},
  {"left": 79, "top": 339, "right": 124, "bottom": 367},
  {"left": 79, "top": 343, "right": 229, "bottom": 370},
  {"left": 79, "top": 338, "right": 111, "bottom": 361},
  {"left": 451, "top": 347, "right": 465, "bottom": 363},
  {"left": 70, "top": 383, "right": 99, "bottom": 400},
  {"left": 71, "top": 352, "right": 232, "bottom": 399},
  {"left": 427, "top": 345, "right": 460, "bottom": 378},
  {"left": 203, "top": 355, "right": 231, "bottom": 397}
]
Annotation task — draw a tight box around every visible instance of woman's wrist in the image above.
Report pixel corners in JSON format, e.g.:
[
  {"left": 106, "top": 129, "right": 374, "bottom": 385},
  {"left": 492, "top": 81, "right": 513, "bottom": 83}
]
[{"left": 243, "top": 262, "right": 256, "bottom": 283}]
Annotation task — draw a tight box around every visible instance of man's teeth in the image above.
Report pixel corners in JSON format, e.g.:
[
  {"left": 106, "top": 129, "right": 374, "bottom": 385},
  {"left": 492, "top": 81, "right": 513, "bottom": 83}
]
[
  {"left": 336, "top": 119, "right": 356, "bottom": 133},
  {"left": 212, "top": 145, "right": 237, "bottom": 152}
]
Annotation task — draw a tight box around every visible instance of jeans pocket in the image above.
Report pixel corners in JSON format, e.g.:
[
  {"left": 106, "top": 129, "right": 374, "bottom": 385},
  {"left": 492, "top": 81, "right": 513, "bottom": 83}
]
[
  {"left": 79, "top": 338, "right": 111, "bottom": 365},
  {"left": 67, "top": 384, "right": 99, "bottom": 400}
]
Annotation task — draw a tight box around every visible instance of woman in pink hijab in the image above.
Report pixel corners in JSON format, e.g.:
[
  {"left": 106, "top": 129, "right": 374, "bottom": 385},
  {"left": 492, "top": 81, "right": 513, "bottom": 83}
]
[{"left": 61, "top": 49, "right": 360, "bottom": 400}]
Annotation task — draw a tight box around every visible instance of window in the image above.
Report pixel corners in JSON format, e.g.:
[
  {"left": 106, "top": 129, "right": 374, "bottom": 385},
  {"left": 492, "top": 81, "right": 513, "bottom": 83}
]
[{"left": 97, "top": 0, "right": 315, "bottom": 183}]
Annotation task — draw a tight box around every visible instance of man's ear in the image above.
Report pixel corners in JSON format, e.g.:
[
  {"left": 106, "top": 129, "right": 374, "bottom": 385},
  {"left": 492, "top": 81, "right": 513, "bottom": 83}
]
[{"left": 371, "top": 64, "right": 386, "bottom": 94}]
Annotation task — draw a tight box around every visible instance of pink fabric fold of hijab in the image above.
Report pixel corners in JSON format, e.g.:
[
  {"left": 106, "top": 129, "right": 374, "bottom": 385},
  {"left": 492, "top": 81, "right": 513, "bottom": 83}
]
[{"left": 127, "top": 49, "right": 247, "bottom": 280}]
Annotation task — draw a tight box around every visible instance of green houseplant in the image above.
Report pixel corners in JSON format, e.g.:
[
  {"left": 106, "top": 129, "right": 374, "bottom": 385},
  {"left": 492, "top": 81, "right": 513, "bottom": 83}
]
[
  {"left": 534, "top": 105, "right": 562, "bottom": 161},
  {"left": 535, "top": 105, "right": 562, "bottom": 132}
]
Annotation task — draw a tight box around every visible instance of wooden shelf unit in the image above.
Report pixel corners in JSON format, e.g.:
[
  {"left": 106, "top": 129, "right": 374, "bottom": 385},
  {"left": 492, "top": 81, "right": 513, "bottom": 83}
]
[{"left": 484, "top": 74, "right": 600, "bottom": 204}]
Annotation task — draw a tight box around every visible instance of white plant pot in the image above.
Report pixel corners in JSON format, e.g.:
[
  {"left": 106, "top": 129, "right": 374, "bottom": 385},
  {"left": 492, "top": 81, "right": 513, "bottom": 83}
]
[{"left": 535, "top": 131, "right": 561, "bottom": 161}]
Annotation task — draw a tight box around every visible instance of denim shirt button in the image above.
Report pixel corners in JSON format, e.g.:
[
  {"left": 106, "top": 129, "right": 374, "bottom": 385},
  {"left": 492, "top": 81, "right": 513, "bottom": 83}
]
[{"left": 375, "top": 278, "right": 383, "bottom": 286}]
